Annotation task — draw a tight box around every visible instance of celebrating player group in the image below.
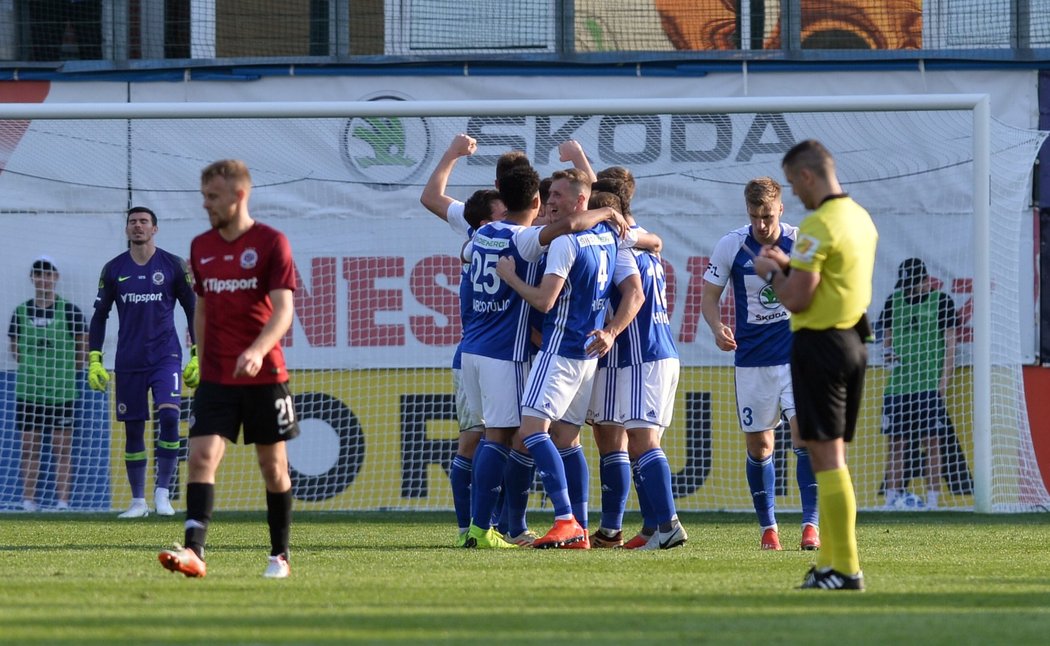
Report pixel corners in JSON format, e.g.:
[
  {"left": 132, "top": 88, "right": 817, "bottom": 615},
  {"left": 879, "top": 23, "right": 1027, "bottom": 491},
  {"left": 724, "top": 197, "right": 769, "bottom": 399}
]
[{"left": 422, "top": 135, "right": 876, "bottom": 592}]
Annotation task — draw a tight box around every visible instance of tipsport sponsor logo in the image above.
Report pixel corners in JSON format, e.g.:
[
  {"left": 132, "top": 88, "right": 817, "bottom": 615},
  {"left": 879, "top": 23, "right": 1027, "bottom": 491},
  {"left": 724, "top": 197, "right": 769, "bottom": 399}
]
[{"left": 203, "top": 277, "right": 259, "bottom": 294}]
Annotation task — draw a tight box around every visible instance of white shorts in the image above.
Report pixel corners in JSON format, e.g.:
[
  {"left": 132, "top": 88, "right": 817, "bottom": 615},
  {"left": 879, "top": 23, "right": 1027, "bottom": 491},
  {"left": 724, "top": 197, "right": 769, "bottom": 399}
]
[
  {"left": 734, "top": 364, "right": 795, "bottom": 433},
  {"left": 521, "top": 350, "right": 597, "bottom": 427},
  {"left": 586, "top": 365, "right": 622, "bottom": 426},
  {"left": 451, "top": 368, "right": 484, "bottom": 432},
  {"left": 617, "top": 358, "right": 680, "bottom": 430},
  {"left": 462, "top": 353, "right": 531, "bottom": 429}
]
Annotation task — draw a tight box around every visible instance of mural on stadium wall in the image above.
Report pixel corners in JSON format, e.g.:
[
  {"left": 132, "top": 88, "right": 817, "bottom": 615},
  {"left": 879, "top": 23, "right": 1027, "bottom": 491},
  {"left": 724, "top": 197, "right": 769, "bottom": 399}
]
[{"left": 577, "top": 0, "right": 922, "bottom": 52}]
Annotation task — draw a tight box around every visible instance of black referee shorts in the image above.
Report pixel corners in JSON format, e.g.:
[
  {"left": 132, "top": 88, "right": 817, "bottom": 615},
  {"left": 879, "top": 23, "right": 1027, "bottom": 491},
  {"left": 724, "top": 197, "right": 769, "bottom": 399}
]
[
  {"left": 190, "top": 381, "right": 300, "bottom": 445},
  {"left": 791, "top": 328, "right": 868, "bottom": 443}
]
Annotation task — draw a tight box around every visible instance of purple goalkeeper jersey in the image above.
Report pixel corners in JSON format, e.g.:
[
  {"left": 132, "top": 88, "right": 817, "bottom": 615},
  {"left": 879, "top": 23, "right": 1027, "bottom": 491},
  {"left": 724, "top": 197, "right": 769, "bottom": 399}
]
[{"left": 90, "top": 248, "right": 195, "bottom": 372}]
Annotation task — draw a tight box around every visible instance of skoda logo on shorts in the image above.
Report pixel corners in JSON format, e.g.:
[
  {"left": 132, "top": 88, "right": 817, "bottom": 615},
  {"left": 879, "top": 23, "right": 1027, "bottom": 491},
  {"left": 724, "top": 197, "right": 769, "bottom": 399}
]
[
  {"left": 759, "top": 284, "right": 780, "bottom": 308},
  {"left": 341, "top": 93, "right": 432, "bottom": 192}
]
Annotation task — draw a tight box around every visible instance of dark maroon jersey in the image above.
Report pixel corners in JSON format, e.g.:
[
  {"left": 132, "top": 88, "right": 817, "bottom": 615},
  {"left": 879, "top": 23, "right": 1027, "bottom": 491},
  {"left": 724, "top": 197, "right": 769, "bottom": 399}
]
[{"left": 190, "top": 222, "right": 296, "bottom": 385}]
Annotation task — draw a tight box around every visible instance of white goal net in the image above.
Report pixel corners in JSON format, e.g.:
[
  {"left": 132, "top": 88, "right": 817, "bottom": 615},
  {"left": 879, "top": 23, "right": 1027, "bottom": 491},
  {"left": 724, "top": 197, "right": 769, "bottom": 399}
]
[{"left": 0, "top": 97, "right": 1046, "bottom": 515}]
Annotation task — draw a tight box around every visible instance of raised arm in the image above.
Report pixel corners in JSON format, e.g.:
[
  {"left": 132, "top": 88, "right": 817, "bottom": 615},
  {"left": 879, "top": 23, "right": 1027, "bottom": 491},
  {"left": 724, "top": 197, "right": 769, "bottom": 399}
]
[
  {"left": 420, "top": 134, "right": 476, "bottom": 220},
  {"left": 559, "top": 140, "right": 597, "bottom": 184}
]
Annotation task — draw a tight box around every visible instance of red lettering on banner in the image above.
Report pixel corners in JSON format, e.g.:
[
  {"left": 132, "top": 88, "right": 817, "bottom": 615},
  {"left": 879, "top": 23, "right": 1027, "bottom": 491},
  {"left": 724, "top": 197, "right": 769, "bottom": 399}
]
[
  {"left": 662, "top": 258, "right": 676, "bottom": 319},
  {"left": 678, "top": 257, "right": 707, "bottom": 343},
  {"left": 285, "top": 257, "right": 337, "bottom": 348},
  {"left": 677, "top": 256, "right": 734, "bottom": 344},
  {"left": 345, "top": 257, "right": 405, "bottom": 346},
  {"left": 410, "top": 255, "right": 462, "bottom": 345}
]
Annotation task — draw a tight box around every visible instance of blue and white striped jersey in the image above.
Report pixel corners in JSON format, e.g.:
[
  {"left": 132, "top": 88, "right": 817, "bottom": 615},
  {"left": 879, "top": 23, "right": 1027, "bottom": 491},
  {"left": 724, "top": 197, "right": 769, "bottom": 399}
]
[
  {"left": 703, "top": 224, "right": 797, "bottom": 367},
  {"left": 461, "top": 221, "right": 546, "bottom": 361},
  {"left": 541, "top": 222, "right": 636, "bottom": 360},
  {"left": 611, "top": 226, "right": 678, "bottom": 367}
]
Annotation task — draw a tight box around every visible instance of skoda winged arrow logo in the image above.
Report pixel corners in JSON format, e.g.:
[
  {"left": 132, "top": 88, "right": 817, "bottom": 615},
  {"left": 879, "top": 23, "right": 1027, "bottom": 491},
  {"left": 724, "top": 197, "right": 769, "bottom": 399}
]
[{"left": 342, "top": 93, "right": 433, "bottom": 192}]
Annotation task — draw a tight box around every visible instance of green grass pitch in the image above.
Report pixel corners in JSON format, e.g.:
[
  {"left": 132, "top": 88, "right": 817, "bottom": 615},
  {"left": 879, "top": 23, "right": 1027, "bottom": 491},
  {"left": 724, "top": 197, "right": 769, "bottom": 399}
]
[{"left": 0, "top": 511, "right": 1047, "bottom": 644}]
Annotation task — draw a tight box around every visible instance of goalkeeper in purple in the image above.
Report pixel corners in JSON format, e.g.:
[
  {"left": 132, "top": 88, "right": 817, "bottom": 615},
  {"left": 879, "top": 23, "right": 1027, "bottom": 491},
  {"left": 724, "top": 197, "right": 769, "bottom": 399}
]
[
  {"left": 701, "top": 177, "right": 819, "bottom": 551},
  {"left": 88, "top": 207, "right": 197, "bottom": 518}
]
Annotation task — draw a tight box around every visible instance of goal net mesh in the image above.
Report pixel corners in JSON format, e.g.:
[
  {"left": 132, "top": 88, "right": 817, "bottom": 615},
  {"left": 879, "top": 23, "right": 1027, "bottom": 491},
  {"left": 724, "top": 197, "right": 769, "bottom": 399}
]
[{"left": 0, "top": 102, "right": 1046, "bottom": 515}]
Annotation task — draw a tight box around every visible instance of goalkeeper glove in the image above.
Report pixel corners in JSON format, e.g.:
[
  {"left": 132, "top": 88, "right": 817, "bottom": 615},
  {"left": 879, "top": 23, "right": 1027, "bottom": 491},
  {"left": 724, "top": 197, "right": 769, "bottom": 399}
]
[
  {"left": 182, "top": 345, "right": 200, "bottom": 389},
  {"left": 87, "top": 350, "right": 110, "bottom": 392}
]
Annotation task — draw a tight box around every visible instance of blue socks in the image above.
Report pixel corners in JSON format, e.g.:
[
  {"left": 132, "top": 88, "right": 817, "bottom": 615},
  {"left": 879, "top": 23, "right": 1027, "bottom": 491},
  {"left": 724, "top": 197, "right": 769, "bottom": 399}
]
[
  {"left": 504, "top": 450, "right": 535, "bottom": 537},
  {"left": 746, "top": 453, "right": 776, "bottom": 528},
  {"left": 470, "top": 442, "right": 509, "bottom": 530},
  {"left": 560, "top": 445, "right": 589, "bottom": 528},
  {"left": 636, "top": 448, "right": 676, "bottom": 525},
  {"left": 599, "top": 451, "right": 630, "bottom": 531},
  {"left": 450, "top": 455, "right": 473, "bottom": 532},
  {"left": 522, "top": 433, "right": 572, "bottom": 518},
  {"left": 795, "top": 447, "right": 819, "bottom": 527},
  {"left": 633, "top": 460, "right": 657, "bottom": 530}
]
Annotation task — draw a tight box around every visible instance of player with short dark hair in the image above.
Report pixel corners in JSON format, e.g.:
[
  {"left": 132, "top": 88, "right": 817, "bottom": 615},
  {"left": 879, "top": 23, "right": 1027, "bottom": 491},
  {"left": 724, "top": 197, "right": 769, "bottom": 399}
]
[
  {"left": 420, "top": 133, "right": 510, "bottom": 545},
  {"left": 88, "top": 206, "right": 197, "bottom": 518},
  {"left": 755, "top": 140, "right": 877, "bottom": 591},
  {"left": 158, "top": 159, "right": 299, "bottom": 579}
]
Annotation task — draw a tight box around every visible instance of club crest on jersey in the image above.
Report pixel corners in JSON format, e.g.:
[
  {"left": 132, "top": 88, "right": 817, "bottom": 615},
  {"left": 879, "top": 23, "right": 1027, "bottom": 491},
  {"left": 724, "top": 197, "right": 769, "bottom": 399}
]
[
  {"left": 152, "top": 271, "right": 165, "bottom": 286},
  {"left": 240, "top": 248, "right": 259, "bottom": 270},
  {"left": 759, "top": 284, "right": 781, "bottom": 308}
]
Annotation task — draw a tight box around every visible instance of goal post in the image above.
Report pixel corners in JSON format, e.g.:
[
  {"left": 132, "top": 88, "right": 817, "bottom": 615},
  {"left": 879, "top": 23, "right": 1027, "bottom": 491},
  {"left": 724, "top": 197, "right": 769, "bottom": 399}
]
[{"left": 0, "top": 95, "right": 1045, "bottom": 515}]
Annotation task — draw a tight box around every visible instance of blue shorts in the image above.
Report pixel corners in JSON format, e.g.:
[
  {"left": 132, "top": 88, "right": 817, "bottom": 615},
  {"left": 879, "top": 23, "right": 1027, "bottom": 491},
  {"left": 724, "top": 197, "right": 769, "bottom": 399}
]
[
  {"left": 881, "top": 391, "right": 952, "bottom": 438},
  {"left": 115, "top": 358, "right": 182, "bottom": 421}
]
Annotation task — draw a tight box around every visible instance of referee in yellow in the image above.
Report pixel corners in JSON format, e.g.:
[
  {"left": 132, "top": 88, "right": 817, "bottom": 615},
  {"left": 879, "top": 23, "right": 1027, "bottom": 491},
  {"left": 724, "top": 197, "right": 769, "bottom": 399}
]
[{"left": 754, "top": 140, "right": 877, "bottom": 591}]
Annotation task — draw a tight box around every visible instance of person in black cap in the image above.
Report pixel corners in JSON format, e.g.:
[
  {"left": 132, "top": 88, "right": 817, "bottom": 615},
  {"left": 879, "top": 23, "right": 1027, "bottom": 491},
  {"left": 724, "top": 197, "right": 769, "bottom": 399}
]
[
  {"left": 876, "top": 257, "right": 960, "bottom": 510},
  {"left": 7, "top": 256, "right": 88, "bottom": 511}
]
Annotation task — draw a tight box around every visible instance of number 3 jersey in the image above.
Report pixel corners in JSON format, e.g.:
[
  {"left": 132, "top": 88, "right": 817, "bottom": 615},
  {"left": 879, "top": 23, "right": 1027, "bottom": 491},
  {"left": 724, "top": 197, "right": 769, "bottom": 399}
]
[
  {"left": 703, "top": 223, "right": 797, "bottom": 367},
  {"left": 190, "top": 222, "right": 297, "bottom": 385}
]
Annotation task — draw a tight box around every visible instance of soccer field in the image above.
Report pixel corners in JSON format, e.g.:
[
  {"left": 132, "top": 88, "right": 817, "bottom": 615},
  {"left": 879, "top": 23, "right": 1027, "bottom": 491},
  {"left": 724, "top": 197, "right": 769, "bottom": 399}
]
[{"left": 0, "top": 512, "right": 1047, "bottom": 644}]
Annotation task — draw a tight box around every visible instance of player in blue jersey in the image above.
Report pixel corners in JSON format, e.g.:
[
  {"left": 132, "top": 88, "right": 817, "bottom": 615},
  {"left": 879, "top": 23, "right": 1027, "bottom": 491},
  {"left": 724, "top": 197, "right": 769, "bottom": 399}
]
[
  {"left": 584, "top": 174, "right": 686, "bottom": 550},
  {"left": 420, "top": 133, "right": 509, "bottom": 545},
  {"left": 88, "top": 206, "right": 197, "bottom": 518},
  {"left": 701, "top": 177, "right": 820, "bottom": 551},
  {"left": 461, "top": 166, "right": 630, "bottom": 549},
  {"left": 497, "top": 168, "right": 645, "bottom": 549}
]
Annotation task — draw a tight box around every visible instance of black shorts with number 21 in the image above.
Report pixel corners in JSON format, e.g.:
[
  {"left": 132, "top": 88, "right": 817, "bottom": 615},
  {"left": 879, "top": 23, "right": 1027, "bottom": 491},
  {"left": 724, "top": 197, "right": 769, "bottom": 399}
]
[{"left": 190, "top": 381, "right": 300, "bottom": 445}]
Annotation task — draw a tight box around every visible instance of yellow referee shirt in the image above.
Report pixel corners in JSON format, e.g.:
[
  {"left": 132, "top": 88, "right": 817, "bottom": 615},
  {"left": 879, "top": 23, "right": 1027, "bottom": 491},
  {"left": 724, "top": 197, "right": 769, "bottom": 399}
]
[{"left": 788, "top": 196, "right": 878, "bottom": 331}]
